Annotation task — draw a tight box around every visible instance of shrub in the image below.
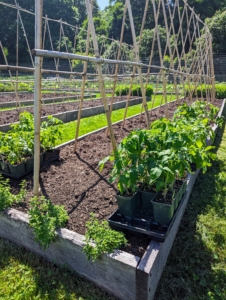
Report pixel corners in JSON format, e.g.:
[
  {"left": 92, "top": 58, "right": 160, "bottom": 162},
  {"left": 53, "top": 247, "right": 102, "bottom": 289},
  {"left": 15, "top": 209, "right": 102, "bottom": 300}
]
[
  {"left": 115, "top": 84, "right": 153, "bottom": 97},
  {"left": 184, "top": 84, "right": 226, "bottom": 99}
]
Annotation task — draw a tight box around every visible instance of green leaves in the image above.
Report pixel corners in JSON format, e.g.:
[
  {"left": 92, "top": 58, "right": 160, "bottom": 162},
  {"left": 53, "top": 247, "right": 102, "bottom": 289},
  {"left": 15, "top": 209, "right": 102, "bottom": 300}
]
[
  {"left": 83, "top": 213, "right": 127, "bottom": 261},
  {"left": 28, "top": 196, "right": 68, "bottom": 250},
  {"left": 0, "top": 176, "right": 26, "bottom": 211},
  {"left": 99, "top": 100, "right": 222, "bottom": 200},
  {"left": 0, "top": 112, "right": 64, "bottom": 165}
]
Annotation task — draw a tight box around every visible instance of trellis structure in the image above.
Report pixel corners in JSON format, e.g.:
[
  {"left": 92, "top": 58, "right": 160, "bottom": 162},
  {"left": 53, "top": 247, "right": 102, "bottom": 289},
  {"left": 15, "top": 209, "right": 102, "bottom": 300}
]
[{"left": 0, "top": 0, "right": 215, "bottom": 194}]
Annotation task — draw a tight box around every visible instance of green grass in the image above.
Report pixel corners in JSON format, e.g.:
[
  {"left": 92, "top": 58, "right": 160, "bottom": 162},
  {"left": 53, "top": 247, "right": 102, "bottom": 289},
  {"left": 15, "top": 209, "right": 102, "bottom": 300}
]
[
  {"left": 56, "top": 95, "right": 176, "bottom": 144},
  {"left": 155, "top": 109, "right": 226, "bottom": 300},
  {"left": 0, "top": 238, "right": 115, "bottom": 300}
]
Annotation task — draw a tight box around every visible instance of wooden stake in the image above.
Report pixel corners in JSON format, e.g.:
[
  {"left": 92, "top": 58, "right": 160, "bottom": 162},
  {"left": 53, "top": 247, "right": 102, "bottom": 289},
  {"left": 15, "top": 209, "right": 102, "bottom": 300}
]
[
  {"left": 85, "top": 0, "right": 117, "bottom": 153},
  {"left": 33, "top": 0, "right": 43, "bottom": 196},
  {"left": 126, "top": 0, "right": 150, "bottom": 127},
  {"left": 74, "top": 2, "right": 93, "bottom": 152}
]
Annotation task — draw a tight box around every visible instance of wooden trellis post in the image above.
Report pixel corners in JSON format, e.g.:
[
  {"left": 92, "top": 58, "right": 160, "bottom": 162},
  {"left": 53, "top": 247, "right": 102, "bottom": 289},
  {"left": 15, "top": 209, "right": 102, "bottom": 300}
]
[
  {"left": 33, "top": 0, "right": 43, "bottom": 196},
  {"left": 74, "top": 2, "right": 93, "bottom": 152},
  {"left": 84, "top": 0, "right": 117, "bottom": 153},
  {"left": 125, "top": 0, "right": 150, "bottom": 128}
]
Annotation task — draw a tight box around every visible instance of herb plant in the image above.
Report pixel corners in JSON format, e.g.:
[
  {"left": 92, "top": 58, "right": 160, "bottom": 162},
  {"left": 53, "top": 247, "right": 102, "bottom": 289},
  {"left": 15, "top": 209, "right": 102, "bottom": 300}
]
[
  {"left": 0, "top": 176, "right": 26, "bottom": 211},
  {"left": 28, "top": 196, "right": 68, "bottom": 249},
  {"left": 83, "top": 213, "right": 127, "bottom": 261}
]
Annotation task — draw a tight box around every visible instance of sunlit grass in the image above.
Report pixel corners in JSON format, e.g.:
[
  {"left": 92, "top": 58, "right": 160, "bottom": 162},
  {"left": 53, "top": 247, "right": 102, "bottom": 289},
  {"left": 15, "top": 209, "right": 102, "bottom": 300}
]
[{"left": 56, "top": 94, "right": 177, "bottom": 144}]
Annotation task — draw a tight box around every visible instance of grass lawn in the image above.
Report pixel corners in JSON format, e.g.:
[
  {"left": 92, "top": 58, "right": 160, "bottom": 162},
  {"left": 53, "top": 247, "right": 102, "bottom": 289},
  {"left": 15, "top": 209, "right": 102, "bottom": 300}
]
[
  {"left": 55, "top": 94, "right": 176, "bottom": 145},
  {"left": 0, "top": 103, "right": 225, "bottom": 300}
]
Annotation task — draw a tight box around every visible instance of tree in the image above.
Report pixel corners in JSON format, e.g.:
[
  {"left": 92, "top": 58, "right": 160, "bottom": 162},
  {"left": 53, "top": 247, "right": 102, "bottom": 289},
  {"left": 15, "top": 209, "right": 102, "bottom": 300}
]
[{"left": 206, "top": 10, "right": 226, "bottom": 53}]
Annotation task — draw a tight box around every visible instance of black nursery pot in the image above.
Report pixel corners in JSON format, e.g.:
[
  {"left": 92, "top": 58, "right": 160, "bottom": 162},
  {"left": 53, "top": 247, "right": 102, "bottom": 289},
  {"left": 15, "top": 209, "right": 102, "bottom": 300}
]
[
  {"left": 140, "top": 190, "right": 156, "bottom": 211},
  {"left": 0, "top": 161, "right": 10, "bottom": 174},
  {"left": 25, "top": 157, "right": 34, "bottom": 172},
  {"left": 115, "top": 191, "right": 140, "bottom": 217},
  {"left": 44, "top": 149, "right": 60, "bottom": 162},
  {"left": 152, "top": 194, "right": 175, "bottom": 225},
  {"left": 8, "top": 162, "right": 26, "bottom": 177}
]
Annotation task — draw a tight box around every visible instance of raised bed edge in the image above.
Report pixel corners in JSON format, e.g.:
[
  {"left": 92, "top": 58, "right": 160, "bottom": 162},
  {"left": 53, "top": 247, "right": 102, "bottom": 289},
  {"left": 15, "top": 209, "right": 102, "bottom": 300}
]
[
  {"left": 0, "top": 96, "right": 147, "bottom": 133},
  {"left": 0, "top": 208, "right": 140, "bottom": 300},
  {"left": 136, "top": 98, "right": 226, "bottom": 300}
]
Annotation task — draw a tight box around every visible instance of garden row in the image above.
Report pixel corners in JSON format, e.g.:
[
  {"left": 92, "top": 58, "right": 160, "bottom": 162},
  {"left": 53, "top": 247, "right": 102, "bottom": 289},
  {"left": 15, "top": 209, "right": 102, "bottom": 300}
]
[
  {"left": 1, "top": 99, "right": 223, "bottom": 258},
  {"left": 99, "top": 100, "right": 224, "bottom": 241},
  {"left": 0, "top": 112, "right": 63, "bottom": 177}
]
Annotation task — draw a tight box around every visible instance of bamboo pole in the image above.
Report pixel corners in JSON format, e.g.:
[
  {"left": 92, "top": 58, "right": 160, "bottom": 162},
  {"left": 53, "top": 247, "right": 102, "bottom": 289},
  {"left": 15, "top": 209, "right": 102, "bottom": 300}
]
[
  {"left": 16, "top": 5, "right": 19, "bottom": 100},
  {"left": 33, "top": 0, "right": 43, "bottom": 196},
  {"left": 109, "top": 3, "right": 127, "bottom": 122},
  {"left": 209, "top": 33, "right": 215, "bottom": 101},
  {"left": 125, "top": 0, "right": 150, "bottom": 127},
  {"left": 84, "top": 0, "right": 117, "bottom": 153},
  {"left": 32, "top": 49, "right": 212, "bottom": 80},
  {"left": 73, "top": 2, "right": 93, "bottom": 152},
  {"left": 14, "top": 0, "right": 34, "bottom": 67},
  {"left": 0, "top": 41, "right": 20, "bottom": 107}
]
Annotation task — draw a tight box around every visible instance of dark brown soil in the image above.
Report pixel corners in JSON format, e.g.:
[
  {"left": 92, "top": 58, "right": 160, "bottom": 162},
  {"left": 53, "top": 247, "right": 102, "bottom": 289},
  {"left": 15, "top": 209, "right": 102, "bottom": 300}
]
[
  {"left": 0, "top": 95, "right": 132, "bottom": 125},
  {"left": 5, "top": 98, "right": 223, "bottom": 258},
  {"left": 0, "top": 92, "right": 71, "bottom": 103}
]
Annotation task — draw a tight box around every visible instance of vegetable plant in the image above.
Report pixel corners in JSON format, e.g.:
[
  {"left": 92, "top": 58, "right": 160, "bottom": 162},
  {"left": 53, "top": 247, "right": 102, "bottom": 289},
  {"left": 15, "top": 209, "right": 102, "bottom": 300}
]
[
  {"left": 0, "top": 112, "right": 63, "bottom": 166},
  {"left": 100, "top": 100, "right": 223, "bottom": 204},
  {"left": 28, "top": 196, "right": 68, "bottom": 249},
  {"left": 83, "top": 213, "right": 127, "bottom": 261},
  {"left": 0, "top": 176, "right": 26, "bottom": 211}
]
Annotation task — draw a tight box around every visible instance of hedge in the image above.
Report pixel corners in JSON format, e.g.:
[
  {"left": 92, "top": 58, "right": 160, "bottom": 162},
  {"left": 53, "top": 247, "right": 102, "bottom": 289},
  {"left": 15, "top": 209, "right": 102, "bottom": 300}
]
[
  {"left": 115, "top": 84, "right": 153, "bottom": 97},
  {"left": 185, "top": 84, "right": 226, "bottom": 99}
]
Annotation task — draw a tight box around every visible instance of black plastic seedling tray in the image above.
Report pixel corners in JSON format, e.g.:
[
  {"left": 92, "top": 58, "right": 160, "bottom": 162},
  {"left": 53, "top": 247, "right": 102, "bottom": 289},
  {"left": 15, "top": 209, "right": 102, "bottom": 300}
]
[
  {"left": 108, "top": 191, "right": 187, "bottom": 242},
  {"left": 0, "top": 153, "right": 60, "bottom": 179}
]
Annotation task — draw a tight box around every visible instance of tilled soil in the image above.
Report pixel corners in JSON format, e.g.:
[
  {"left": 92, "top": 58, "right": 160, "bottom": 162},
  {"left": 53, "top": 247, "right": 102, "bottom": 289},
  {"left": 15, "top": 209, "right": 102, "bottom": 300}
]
[
  {"left": 0, "top": 95, "right": 132, "bottom": 125},
  {"left": 0, "top": 92, "right": 71, "bottom": 103},
  {"left": 6, "top": 98, "right": 223, "bottom": 257}
]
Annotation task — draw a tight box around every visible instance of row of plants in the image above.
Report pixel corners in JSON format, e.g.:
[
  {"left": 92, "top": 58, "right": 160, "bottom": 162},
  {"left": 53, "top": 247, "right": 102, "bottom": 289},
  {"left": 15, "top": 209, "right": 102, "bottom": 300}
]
[
  {"left": 185, "top": 83, "right": 226, "bottom": 99},
  {"left": 0, "top": 112, "right": 63, "bottom": 176},
  {"left": 0, "top": 82, "right": 34, "bottom": 93},
  {"left": 115, "top": 84, "right": 154, "bottom": 97},
  {"left": 100, "top": 100, "right": 224, "bottom": 225}
]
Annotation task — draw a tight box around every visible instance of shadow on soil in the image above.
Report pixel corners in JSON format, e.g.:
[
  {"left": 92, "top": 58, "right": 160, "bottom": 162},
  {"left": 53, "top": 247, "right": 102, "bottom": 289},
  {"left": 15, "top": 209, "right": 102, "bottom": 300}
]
[{"left": 155, "top": 107, "right": 226, "bottom": 300}]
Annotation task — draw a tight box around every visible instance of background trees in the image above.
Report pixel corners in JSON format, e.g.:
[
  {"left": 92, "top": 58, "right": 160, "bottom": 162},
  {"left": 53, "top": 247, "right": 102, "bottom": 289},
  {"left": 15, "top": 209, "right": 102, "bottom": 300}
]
[{"left": 0, "top": 0, "right": 226, "bottom": 65}]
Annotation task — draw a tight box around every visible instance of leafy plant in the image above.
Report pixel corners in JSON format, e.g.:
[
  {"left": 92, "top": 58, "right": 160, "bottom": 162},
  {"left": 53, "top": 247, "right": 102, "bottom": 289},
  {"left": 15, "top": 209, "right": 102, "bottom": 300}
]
[
  {"left": 100, "top": 100, "right": 223, "bottom": 202},
  {"left": 0, "top": 176, "right": 26, "bottom": 211},
  {"left": 0, "top": 112, "right": 63, "bottom": 165},
  {"left": 83, "top": 213, "right": 127, "bottom": 261},
  {"left": 28, "top": 196, "right": 68, "bottom": 249},
  {"left": 115, "top": 84, "right": 153, "bottom": 97}
]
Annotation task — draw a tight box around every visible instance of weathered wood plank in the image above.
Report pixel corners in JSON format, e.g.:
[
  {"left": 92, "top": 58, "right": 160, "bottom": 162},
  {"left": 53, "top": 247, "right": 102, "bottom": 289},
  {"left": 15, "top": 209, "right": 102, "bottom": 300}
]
[{"left": 0, "top": 208, "right": 140, "bottom": 300}]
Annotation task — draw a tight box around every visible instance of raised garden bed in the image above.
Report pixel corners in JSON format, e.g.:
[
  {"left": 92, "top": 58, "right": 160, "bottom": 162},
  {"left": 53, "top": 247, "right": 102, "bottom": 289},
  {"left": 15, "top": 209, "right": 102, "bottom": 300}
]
[
  {"left": 0, "top": 96, "right": 145, "bottom": 131},
  {"left": 0, "top": 94, "right": 95, "bottom": 109},
  {"left": 0, "top": 98, "right": 224, "bottom": 300}
]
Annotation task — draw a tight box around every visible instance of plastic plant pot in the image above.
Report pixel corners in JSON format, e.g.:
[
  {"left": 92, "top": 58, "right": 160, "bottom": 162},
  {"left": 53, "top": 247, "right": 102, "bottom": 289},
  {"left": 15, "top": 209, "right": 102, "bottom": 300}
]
[
  {"left": 140, "top": 190, "right": 156, "bottom": 211},
  {"left": 115, "top": 191, "right": 140, "bottom": 217},
  {"left": 152, "top": 197, "right": 175, "bottom": 225}
]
